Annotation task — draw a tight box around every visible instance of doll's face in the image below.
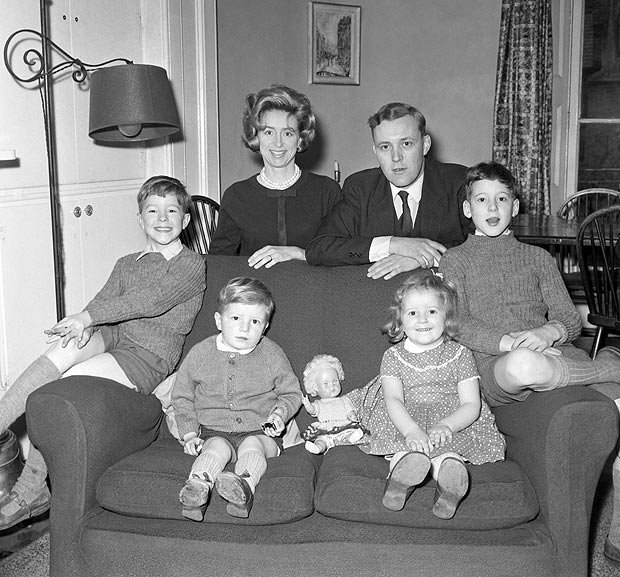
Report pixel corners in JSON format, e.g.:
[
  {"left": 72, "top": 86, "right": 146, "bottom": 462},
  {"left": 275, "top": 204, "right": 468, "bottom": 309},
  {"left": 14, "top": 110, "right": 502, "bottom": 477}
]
[{"left": 313, "top": 367, "right": 341, "bottom": 399}]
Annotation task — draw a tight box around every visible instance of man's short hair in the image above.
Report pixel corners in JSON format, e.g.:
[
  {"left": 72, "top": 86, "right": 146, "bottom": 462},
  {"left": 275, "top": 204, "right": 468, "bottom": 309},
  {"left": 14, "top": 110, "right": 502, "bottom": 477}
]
[{"left": 367, "top": 102, "right": 426, "bottom": 135}]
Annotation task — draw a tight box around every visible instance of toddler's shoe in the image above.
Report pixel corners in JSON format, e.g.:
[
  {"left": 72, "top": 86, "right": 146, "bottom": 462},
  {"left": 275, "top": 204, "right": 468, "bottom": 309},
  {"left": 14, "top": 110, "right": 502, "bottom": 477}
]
[
  {"left": 432, "top": 457, "right": 469, "bottom": 520},
  {"left": 215, "top": 471, "right": 254, "bottom": 518},
  {"left": 382, "top": 451, "right": 430, "bottom": 511},
  {"left": 179, "top": 477, "right": 212, "bottom": 521}
]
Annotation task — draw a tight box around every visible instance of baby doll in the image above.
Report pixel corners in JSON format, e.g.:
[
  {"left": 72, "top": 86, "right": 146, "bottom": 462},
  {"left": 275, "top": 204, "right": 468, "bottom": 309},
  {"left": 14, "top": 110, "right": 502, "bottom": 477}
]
[{"left": 301, "top": 354, "right": 368, "bottom": 454}]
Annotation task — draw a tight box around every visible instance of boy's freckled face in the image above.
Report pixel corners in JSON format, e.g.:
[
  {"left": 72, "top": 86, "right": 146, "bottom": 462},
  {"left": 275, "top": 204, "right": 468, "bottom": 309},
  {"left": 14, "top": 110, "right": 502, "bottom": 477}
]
[
  {"left": 313, "top": 367, "right": 341, "bottom": 399},
  {"left": 138, "top": 194, "right": 189, "bottom": 251},
  {"left": 463, "top": 179, "right": 519, "bottom": 237},
  {"left": 214, "top": 302, "right": 269, "bottom": 351}
]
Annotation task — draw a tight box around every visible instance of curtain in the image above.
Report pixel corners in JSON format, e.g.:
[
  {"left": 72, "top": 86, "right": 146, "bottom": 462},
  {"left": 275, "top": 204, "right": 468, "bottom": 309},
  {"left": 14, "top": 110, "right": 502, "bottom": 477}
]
[{"left": 493, "top": 0, "right": 553, "bottom": 215}]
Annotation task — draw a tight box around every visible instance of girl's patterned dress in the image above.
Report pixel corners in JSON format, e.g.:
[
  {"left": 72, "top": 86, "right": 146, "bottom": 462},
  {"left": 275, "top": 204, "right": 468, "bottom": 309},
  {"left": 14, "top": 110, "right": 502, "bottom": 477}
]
[{"left": 351, "top": 340, "right": 505, "bottom": 464}]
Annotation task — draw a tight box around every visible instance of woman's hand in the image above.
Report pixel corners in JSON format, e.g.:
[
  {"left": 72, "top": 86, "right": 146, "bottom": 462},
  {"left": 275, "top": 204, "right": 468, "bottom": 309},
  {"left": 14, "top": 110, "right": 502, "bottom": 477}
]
[{"left": 248, "top": 245, "right": 305, "bottom": 268}]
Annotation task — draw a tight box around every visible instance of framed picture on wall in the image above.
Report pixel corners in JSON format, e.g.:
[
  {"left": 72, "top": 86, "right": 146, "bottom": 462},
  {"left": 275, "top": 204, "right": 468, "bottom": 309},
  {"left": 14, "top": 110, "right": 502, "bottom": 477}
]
[{"left": 308, "top": 2, "right": 361, "bottom": 85}]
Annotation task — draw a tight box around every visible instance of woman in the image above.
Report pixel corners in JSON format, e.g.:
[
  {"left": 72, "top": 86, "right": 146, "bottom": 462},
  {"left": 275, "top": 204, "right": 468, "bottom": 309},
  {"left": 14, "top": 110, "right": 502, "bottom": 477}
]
[{"left": 210, "top": 84, "right": 342, "bottom": 268}]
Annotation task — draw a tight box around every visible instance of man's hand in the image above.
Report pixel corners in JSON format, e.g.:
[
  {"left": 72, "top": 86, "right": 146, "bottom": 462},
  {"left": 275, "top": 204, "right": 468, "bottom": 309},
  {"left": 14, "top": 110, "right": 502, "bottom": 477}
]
[
  {"left": 389, "top": 237, "right": 446, "bottom": 268},
  {"left": 248, "top": 245, "right": 305, "bottom": 269},
  {"left": 367, "top": 255, "right": 421, "bottom": 280}
]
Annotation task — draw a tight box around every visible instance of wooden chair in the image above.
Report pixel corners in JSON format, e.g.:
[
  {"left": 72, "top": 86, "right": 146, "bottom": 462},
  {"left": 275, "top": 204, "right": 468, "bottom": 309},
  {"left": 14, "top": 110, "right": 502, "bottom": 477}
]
[
  {"left": 556, "top": 189, "right": 620, "bottom": 307},
  {"left": 576, "top": 205, "right": 620, "bottom": 357},
  {"left": 180, "top": 195, "right": 220, "bottom": 254}
]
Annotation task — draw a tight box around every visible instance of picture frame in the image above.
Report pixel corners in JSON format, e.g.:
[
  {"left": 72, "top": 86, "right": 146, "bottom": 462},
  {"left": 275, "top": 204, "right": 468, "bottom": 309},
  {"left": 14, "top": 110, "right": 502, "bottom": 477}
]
[{"left": 308, "top": 2, "right": 361, "bottom": 85}]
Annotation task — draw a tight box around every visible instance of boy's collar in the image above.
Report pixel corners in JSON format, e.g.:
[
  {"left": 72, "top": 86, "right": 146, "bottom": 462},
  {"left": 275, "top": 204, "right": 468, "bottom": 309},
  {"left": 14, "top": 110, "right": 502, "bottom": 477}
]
[
  {"left": 216, "top": 333, "right": 257, "bottom": 355},
  {"left": 136, "top": 239, "right": 183, "bottom": 261}
]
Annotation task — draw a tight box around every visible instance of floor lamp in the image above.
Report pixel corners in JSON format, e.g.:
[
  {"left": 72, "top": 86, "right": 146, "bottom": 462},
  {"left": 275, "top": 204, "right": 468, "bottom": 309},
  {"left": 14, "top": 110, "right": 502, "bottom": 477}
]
[{"left": 3, "top": 0, "right": 180, "bottom": 321}]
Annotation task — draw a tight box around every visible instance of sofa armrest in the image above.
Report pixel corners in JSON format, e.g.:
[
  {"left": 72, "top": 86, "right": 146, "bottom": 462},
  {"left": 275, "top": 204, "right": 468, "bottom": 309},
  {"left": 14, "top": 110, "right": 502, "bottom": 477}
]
[
  {"left": 493, "top": 386, "right": 619, "bottom": 577},
  {"left": 26, "top": 376, "right": 163, "bottom": 577}
]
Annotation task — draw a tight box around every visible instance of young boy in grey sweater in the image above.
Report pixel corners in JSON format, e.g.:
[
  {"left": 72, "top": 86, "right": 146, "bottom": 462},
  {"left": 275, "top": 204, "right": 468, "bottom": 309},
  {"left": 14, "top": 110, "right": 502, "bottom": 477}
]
[
  {"left": 439, "top": 160, "right": 620, "bottom": 563},
  {"left": 172, "top": 277, "right": 302, "bottom": 521},
  {"left": 0, "top": 175, "right": 206, "bottom": 531}
]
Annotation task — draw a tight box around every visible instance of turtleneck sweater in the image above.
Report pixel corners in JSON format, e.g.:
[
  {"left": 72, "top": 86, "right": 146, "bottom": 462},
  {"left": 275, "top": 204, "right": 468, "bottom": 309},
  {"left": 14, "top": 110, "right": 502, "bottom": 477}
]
[{"left": 438, "top": 232, "right": 581, "bottom": 369}]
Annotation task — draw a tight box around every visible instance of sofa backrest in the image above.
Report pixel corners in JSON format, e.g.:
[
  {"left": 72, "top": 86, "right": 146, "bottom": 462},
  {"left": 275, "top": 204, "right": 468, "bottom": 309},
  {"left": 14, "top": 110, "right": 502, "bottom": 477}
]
[{"left": 182, "top": 256, "right": 404, "bottom": 418}]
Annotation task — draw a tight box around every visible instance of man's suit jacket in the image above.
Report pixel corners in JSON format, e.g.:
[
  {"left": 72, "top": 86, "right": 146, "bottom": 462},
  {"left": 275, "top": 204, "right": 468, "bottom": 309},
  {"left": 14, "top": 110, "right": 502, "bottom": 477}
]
[{"left": 305, "top": 159, "right": 473, "bottom": 266}]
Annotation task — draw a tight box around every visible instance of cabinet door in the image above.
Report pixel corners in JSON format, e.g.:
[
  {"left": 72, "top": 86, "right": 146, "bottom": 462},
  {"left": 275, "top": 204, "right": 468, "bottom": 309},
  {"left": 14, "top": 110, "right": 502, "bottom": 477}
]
[
  {"left": 61, "top": 190, "right": 146, "bottom": 313},
  {"left": 0, "top": 200, "right": 56, "bottom": 385}
]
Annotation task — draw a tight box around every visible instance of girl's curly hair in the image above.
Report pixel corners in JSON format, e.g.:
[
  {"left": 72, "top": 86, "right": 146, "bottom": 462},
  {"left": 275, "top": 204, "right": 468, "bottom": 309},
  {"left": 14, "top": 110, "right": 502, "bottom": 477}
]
[{"left": 382, "top": 270, "right": 459, "bottom": 344}]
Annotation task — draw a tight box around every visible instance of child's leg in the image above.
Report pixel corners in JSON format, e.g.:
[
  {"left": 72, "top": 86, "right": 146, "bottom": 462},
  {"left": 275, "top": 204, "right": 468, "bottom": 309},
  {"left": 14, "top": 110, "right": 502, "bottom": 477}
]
[
  {"left": 431, "top": 453, "right": 469, "bottom": 520},
  {"left": 494, "top": 347, "right": 620, "bottom": 397},
  {"left": 215, "top": 435, "right": 277, "bottom": 518},
  {"left": 180, "top": 437, "right": 232, "bottom": 522}
]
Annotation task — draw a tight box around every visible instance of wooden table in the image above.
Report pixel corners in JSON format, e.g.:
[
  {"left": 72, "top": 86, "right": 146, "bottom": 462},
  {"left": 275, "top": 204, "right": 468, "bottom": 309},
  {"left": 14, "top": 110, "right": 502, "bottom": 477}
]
[{"left": 511, "top": 213, "right": 582, "bottom": 273}]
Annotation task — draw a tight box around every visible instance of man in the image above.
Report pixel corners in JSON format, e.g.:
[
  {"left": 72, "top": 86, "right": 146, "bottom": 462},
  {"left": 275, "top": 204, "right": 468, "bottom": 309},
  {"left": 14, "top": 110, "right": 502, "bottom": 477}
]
[{"left": 305, "top": 102, "right": 472, "bottom": 279}]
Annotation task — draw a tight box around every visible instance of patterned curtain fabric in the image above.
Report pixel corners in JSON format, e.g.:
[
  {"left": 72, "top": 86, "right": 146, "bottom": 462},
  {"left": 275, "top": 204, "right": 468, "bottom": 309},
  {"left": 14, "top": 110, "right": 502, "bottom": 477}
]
[{"left": 493, "top": 0, "right": 553, "bottom": 215}]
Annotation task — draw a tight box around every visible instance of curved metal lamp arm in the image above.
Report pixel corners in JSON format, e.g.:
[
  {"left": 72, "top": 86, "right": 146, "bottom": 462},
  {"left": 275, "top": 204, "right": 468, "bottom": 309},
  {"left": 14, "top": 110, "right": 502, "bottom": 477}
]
[{"left": 3, "top": 28, "right": 132, "bottom": 84}]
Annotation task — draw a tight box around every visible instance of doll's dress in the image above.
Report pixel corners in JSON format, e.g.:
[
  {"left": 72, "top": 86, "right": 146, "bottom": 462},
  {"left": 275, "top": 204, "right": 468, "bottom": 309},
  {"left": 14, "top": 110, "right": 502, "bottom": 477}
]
[
  {"left": 302, "top": 396, "right": 368, "bottom": 444},
  {"left": 354, "top": 340, "right": 505, "bottom": 464}
]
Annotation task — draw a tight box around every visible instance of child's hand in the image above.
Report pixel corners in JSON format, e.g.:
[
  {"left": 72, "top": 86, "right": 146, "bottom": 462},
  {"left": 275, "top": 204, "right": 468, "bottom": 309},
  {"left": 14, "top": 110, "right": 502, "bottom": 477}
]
[
  {"left": 262, "top": 413, "right": 285, "bottom": 437},
  {"left": 509, "top": 325, "right": 559, "bottom": 352},
  {"left": 45, "top": 311, "right": 92, "bottom": 348},
  {"left": 404, "top": 429, "right": 432, "bottom": 455},
  {"left": 428, "top": 423, "right": 453, "bottom": 448},
  {"left": 183, "top": 434, "right": 203, "bottom": 456}
]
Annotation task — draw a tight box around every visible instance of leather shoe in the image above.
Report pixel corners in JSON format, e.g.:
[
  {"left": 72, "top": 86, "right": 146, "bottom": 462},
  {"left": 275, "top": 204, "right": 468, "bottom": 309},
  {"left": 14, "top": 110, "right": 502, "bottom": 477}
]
[
  {"left": 382, "top": 451, "right": 430, "bottom": 511},
  {"left": 432, "top": 457, "right": 469, "bottom": 520},
  {"left": 604, "top": 536, "right": 620, "bottom": 564},
  {"left": 0, "top": 485, "right": 51, "bottom": 531},
  {"left": 215, "top": 471, "right": 254, "bottom": 518},
  {"left": 179, "top": 477, "right": 212, "bottom": 522}
]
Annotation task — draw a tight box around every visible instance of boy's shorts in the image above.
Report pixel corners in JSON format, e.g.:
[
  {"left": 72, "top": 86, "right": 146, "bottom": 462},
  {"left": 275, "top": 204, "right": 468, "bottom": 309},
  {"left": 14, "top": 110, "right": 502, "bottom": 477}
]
[
  {"left": 100, "top": 325, "right": 168, "bottom": 394},
  {"left": 198, "top": 427, "right": 284, "bottom": 462},
  {"left": 479, "top": 343, "right": 592, "bottom": 407}
]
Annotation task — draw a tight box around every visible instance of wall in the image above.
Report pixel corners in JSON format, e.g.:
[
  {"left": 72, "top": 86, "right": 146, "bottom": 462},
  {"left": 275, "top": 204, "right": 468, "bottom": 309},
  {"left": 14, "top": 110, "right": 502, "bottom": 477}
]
[{"left": 217, "top": 0, "right": 501, "bottom": 192}]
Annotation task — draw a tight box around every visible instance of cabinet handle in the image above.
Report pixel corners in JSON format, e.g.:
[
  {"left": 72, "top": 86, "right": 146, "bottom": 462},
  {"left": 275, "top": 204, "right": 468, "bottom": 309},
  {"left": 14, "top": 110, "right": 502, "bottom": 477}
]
[
  {"left": 85, "top": 204, "right": 93, "bottom": 216},
  {"left": 73, "top": 206, "right": 82, "bottom": 218}
]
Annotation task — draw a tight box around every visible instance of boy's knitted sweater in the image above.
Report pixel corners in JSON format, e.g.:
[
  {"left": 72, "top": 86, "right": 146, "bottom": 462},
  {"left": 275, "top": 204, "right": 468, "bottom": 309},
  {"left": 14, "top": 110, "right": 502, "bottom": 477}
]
[
  {"left": 439, "top": 232, "right": 581, "bottom": 368},
  {"left": 172, "top": 335, "right": 302, "bottom": 439},
  {"left": 85, "top": 246, "right": 206, "bottom": 376}
]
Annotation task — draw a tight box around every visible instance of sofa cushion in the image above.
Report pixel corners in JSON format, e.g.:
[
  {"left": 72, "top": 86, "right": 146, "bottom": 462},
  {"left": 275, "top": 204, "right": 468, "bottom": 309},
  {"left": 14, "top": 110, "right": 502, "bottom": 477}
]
[
  {"left": 314, "top": 446, "right": 539, "bottom": 530},
  {"left": 97, "top": 439, "right": 317, "bottom": 525}
]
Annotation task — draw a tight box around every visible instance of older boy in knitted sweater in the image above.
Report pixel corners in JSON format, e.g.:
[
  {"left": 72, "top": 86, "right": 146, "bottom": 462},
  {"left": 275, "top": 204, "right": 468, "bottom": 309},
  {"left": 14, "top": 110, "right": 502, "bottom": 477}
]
[
  {"left": 0, "top": 175, "right": 206, "bottom": 531},
  {"left": 439, "top": 161, "right": 620, "bottom": 564}
]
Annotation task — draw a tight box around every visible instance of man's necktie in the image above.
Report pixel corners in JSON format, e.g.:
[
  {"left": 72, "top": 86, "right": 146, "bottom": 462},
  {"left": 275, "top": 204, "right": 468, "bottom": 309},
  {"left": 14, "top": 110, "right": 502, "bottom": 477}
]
[{"left": 398, "top": 190, "right": 414, "bottom": 237}]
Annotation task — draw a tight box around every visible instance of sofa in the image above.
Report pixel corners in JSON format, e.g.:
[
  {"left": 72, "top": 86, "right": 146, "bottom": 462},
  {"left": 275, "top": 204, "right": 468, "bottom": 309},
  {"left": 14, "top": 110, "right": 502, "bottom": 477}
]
[{"left": 26, "top": 255, "right": 619, "bottom": 577}]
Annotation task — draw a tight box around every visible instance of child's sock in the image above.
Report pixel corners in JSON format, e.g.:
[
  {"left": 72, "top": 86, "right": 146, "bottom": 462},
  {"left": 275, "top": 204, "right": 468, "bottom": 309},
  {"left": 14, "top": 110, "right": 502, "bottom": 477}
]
[
  {"left": 608, "top": 456, "right": 620, "bottom": 547},
  {"left": 235, "top": 449, "right": 266, "bottom": 492},
  {"left": 189, "top": 450, "right": 227, "bottom": 483},
  {"left": 2, "top": 447, "right": 49, "bottom": 514},
  {"left": 552, "top": 350, "right": 620, "bottom": 388},
  {"left": 0, "top": 356, "right": 61, "bottom": 431}
]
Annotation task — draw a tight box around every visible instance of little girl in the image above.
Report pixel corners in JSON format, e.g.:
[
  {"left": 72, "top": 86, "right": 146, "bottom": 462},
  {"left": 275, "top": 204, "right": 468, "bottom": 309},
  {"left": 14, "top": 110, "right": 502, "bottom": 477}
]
[{"left": 359, "top": 270, "right": 505, "bottom": 519}]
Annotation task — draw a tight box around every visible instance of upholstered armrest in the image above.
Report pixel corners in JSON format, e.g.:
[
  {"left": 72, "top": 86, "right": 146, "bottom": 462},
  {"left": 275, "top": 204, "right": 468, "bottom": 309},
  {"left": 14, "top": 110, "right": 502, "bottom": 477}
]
[
  {"left": 493, "top": 386, "right": 619, "bottom": 577},
  {"left": 26, "top": 376, "right": 163, "bottom": 577}
]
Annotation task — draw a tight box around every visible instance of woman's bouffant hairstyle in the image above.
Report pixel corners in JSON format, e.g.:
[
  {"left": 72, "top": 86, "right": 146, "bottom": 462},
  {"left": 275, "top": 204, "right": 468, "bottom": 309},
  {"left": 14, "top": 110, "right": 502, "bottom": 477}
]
[
  {"left": 382, "top": 270, "right": 459, "bottom": 344},
  {"left": 465, "top": 161, "right": 519, "bottom": 201},
  {"left": 302, "top": 354, "right": 345, "bottom": 396},
  {"left": 218, "top": 277, "right": 275, "bottom": 319},
  {"left": 137, "top": 175, "right": 192, "bottom": 214},
  {"left": 241, "top": 84, "right": 316, "bottom": 153}
]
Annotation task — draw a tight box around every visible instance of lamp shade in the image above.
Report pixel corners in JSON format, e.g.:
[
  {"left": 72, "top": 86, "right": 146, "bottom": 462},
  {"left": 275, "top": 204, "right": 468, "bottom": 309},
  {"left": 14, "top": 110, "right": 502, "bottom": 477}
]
[{"left": 88, "top": 64, "right": 180, "bottom": 142}]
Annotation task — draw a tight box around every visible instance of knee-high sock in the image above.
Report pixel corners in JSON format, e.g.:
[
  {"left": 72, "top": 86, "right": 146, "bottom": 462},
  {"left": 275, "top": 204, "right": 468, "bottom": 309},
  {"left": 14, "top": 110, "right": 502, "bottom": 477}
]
[
  {"left": 2, "top": 446, "right": 48, "bottom": 513},
  {"left": 609, "top": 456, "right": 620, "bottom": 545},
  {"left": 0, "top": 356, "right": 61, "bottom": 432},
  {"left": 553, "top": 354, "right": 620, "bottom": 388},
  {"left": 189, "top": 450, "right": 227, "bottom": 483},
  {"left": 235, "top": 449, "right": 267, "bottom": 493}
]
